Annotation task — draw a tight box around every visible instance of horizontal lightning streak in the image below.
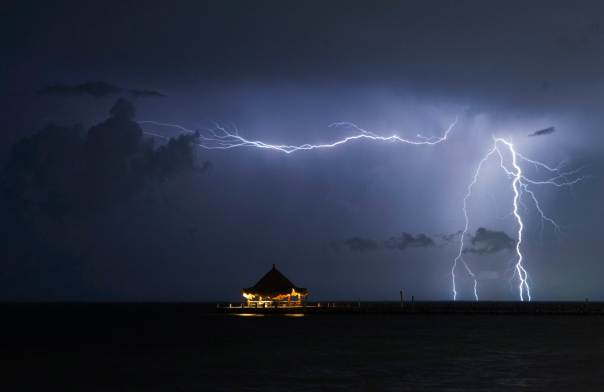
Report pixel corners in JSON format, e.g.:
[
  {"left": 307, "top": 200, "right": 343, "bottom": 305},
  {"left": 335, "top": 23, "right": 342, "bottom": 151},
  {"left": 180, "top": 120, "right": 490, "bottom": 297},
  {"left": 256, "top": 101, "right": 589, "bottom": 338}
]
[{"left": 138, "top": 119, "right": 458, "bottom": 153}]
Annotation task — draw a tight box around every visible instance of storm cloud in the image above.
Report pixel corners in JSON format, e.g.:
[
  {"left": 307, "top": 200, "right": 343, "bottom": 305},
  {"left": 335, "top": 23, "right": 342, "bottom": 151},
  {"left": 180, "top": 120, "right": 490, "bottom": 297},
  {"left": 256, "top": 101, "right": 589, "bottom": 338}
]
[
  {"left": 2, "top": 99, "right": 203, "bottom": 220},
  {"left": 463, "top": 228, "right": 516, "bottom": 255}
]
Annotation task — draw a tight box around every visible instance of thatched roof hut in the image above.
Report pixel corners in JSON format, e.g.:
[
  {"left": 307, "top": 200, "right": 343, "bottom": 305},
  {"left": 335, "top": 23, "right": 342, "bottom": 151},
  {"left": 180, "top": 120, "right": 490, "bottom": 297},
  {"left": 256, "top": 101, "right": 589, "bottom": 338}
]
[{"left": 243, "top": 264, "right": 308, "bottom": 306}]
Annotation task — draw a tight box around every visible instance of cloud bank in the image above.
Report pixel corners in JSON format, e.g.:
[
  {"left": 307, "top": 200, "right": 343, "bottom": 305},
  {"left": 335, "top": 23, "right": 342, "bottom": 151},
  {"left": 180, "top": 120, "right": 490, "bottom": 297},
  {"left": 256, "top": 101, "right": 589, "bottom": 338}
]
[
  {"left": 38, "top": 81, "right": 165, "bottom": 99},
  {"left": 336, "top": 232, "right": 435, "bottom": 253}
]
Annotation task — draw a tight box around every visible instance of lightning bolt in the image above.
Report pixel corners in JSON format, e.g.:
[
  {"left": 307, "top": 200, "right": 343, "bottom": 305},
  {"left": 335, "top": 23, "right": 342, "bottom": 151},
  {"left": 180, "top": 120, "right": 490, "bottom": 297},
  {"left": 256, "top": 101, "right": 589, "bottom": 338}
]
[
  {"left": 454, "top": 137, "right": 585, "bottom": 301},
  {"left": 138, "top": 120, "right": 458, "bottom": 152},
  {"left": 140, "top": 119, "right": 584, "bottom": 302},
  {"left": 452, "top": 144, "right": 498, "bottom": 301}
]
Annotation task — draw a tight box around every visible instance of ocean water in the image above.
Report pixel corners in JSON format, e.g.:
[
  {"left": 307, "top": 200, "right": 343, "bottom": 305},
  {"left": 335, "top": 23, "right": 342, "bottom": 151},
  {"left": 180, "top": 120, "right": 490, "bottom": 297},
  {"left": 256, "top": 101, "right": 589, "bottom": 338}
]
[{"left": 2, "top": 305, "right": 603, "bottom": 391}]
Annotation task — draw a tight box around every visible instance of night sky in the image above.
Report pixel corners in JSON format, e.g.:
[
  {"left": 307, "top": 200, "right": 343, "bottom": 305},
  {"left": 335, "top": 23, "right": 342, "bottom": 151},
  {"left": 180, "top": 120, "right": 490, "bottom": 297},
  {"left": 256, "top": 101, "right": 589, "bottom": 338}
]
[{"left": 2, "top": 0, "right": 603, "bottom": 301}]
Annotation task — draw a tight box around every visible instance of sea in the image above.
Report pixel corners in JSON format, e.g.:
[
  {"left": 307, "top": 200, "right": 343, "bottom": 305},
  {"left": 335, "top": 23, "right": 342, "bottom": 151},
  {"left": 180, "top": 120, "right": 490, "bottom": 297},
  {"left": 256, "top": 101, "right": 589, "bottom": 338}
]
[{"left": 1, "top": 303, "right": 602, "bottom": 391}]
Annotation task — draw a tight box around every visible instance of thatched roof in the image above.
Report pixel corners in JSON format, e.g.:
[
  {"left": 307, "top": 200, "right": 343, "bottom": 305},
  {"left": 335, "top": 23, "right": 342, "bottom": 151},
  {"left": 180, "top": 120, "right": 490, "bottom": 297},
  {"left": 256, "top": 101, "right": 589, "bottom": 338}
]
[{"left": 243, "top": 265, "right": 308, "bottom": 297}]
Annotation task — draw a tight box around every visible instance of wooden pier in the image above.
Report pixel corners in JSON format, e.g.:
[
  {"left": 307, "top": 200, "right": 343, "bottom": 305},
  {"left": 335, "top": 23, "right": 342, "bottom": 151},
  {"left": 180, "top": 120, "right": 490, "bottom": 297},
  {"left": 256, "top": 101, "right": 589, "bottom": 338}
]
[{"left": 217, "top": 301, "right": 604, "bottom": 315}]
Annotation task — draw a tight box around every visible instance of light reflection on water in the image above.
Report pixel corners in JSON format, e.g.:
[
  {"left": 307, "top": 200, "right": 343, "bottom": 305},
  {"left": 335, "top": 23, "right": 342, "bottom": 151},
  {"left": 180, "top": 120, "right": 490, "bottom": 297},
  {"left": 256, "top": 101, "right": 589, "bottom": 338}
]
[{"left": 231, "top": 313, "right": 306, "bottom": 317}]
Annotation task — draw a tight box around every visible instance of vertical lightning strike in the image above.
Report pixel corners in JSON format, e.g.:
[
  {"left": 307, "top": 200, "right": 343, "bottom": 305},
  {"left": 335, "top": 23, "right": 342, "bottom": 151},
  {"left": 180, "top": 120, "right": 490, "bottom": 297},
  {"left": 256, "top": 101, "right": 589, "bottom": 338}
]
[
  {"left": 496, "top": 138, "right": 531, "bottom": 301},
  {"left": 452, "top": 145, "right": 497, "bottom": 301},
  {"left": 457, "top": 137, "right": 583, "bottom": 301},
  {"left": 458, "top": 138, "right": 532, "bottom": 301}
]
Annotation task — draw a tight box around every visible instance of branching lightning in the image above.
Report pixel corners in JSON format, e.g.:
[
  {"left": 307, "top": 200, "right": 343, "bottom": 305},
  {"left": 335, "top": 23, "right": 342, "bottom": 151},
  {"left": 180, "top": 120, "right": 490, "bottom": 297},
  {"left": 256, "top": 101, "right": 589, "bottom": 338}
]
[
  {"left": 140, "top": 119, "right": 585, "bottom": 302},
  {"left": 453, "top": 137, "right": 585, "bottom": 301},
  {"left": 138, "top": 120, "right": 457, "bottom": 153},
  {"left": 452, "top": 144, "right": 498, "bottom": 302}
]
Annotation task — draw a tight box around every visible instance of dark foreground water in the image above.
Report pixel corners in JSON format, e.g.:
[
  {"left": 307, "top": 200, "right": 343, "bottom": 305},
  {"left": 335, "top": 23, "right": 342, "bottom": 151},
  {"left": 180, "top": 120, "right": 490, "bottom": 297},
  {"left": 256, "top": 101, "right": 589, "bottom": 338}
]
[{"left": 1, "top": 304, "right": 603, "bottom": 391}]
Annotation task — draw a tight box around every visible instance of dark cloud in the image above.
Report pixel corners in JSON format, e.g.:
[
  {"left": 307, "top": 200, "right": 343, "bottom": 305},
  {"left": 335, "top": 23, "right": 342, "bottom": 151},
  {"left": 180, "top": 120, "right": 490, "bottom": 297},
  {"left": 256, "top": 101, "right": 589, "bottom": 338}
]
[
  {"left": 1, "top": 99, "right": 204, "bottom": 220},
  {"left": 338, "top": 232, "right": 435, "bottom": 253},
  {"left": 38, "top": 82, "right": 165, "bottom": 100},
  {"left": 129, "top": 89, "right": 166, "bottom": 98},
  {"left": 1, "top": 123, "right": 85, "bottom": 219},
  {"left": 0, "top": 98, "right": 212, "bottom": 300},
  {"left": 38, "top": 81, "right": 123, "bottom": 98},
  {"left": 528, "top": 127, "right": 555, "bottom": 137},
  {"left": 383, "top": 233, "right": 435, "bottom": 250},
  {"left": 463, "top": 228, "right": 515, "bottom": 255},
  {"left": 436, "top": 231, "right": 463, "bottom": 243}
]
